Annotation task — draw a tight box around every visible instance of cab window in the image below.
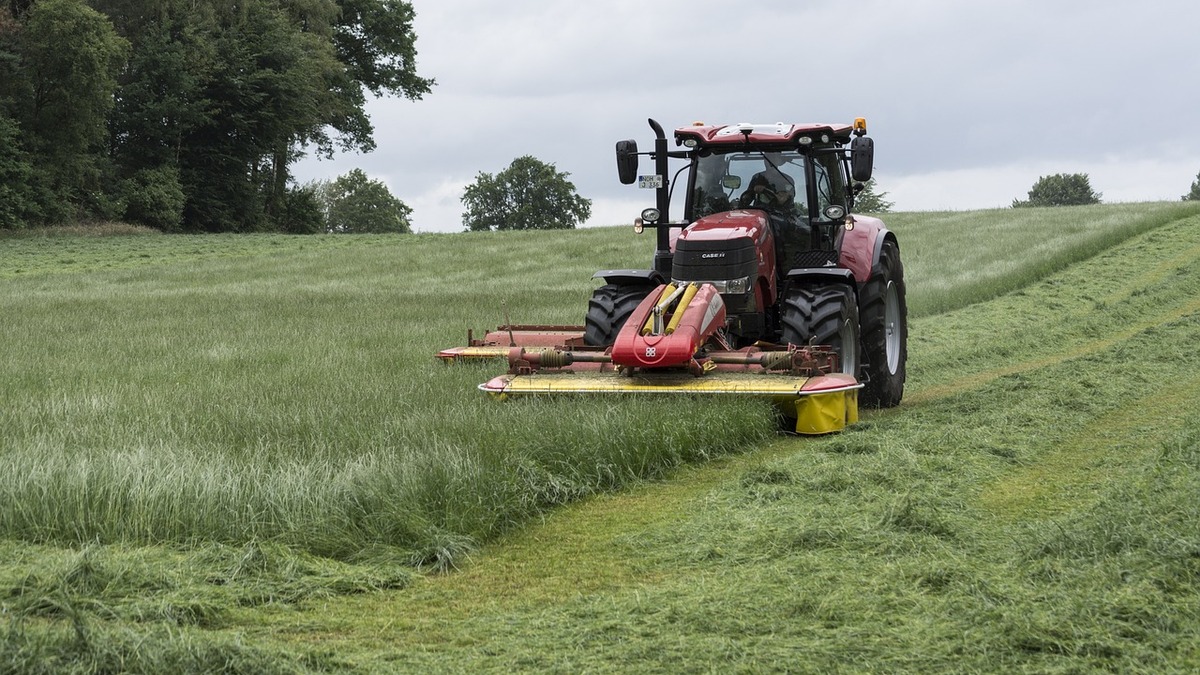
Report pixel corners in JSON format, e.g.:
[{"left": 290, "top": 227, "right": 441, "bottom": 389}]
[{"left": 812, "top": 151, "right": 846, "bottom": 217}]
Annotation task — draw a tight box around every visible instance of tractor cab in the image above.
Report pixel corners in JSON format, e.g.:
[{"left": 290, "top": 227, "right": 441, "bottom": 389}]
[
  {"left": 612, "top": 120, "right": 875, "bottom": 345},
  {"left": 681, "top": 125, "right": 863, "bottom": 270},
  {"left": 617, "top": 119, "right": 873, "bottom": 270},
  {"left": 689, "top": 148, "right": 820, "bottom": 278}
]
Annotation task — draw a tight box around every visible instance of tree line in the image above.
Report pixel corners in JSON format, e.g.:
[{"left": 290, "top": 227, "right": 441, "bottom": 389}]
[{"left": 0, "top": 0, "right": 432, "bottom": 232}]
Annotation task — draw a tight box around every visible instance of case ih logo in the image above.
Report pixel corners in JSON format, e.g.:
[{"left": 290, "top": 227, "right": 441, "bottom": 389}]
[{"left": 700, "top": 252, "right": 726, "bottom": 259}]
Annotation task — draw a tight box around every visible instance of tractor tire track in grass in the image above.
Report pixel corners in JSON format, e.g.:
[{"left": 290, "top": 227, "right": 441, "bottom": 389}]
[
  {"left": 904, "top": 212, "right": 1200, "bottom": 516},
  {"left": 906, "top": 291, "right": 1200, "bottom": 406},
  {"left": 905, "top": 216, "right": 1200, "bottom": 405},
  {"left": 979, "top": 369, "right": 1200, "bottom": 520}
]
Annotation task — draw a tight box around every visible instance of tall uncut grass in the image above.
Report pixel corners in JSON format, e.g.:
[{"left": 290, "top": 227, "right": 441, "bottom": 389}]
[
  {"left": 1, "top": 202, "right": 1196, "bottom": 564},
  {"left": 0, "top": 229, "right": 773, "bottom": 564}
]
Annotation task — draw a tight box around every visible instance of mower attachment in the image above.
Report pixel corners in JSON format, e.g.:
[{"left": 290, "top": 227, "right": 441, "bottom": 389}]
[{"left": 437, "top": 283, "right": 861, "bottom": 434}]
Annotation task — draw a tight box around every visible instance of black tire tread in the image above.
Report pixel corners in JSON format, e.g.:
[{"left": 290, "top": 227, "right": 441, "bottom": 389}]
[
  {"left": 858, "top": 238, "right": 908, "bottom": 408},
  {"left": 584, "top": 284, "right": 654, "bottom": 347},
  {"left": 780, "top": 283, "right": 860, "bottom": 375}
]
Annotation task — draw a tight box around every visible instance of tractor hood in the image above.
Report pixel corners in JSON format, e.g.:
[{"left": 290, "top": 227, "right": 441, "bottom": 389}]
[{"left": 679, "top": 209, "right": 771, "bottom": 247}]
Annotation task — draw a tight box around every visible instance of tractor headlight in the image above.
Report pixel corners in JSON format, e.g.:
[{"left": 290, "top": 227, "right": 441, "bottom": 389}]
[
  {"left": 823, "top": 205, "right": 846, "bottom": 220},
  {"left": 724, "top": 275, "right": 751, "bottom": 294},
  {"left": 641, "top": 207, "right": 661, "bottom": 224},
  {"left": 672, "top": 276, "right": 751, "bottom": 294}
]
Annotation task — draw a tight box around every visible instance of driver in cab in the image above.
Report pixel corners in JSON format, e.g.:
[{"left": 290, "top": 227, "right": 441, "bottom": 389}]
[{"left": 739, "top": 153, "right": 794, "bottom": 210}]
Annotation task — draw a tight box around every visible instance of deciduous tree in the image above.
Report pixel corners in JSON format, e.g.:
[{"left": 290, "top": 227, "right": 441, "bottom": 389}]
[
  {"left": 0, "top": 0, "right": 434, "bottom": 231},
  {"left": 0, "top": 113, "right": 36, "bottom": 228},
  {"left": 317, "top": 168, "right": 412, "bottom": 233},
  {"left": 462, "top": 156, "right": 592, "bottom": 231},
  {"left": 854, "top": 178, "right": 894, "bottom": 214},
  {"left": 3, "top": 0, "right": 128, "bottom": 223},
  {"left": 1012, "top": 173, "right": 1102, "bottom": 208}
]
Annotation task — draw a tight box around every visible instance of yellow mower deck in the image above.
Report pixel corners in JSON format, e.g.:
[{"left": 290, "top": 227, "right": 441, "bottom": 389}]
[{"left": 480, "top": 371, "right": 861, "bottom": 435}]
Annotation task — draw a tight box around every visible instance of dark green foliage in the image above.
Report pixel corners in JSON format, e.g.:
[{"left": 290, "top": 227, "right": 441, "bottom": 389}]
[
  {"left": 1182, "top": 170, "right": 1200, "bottom": 201},
  {"left": 854, "top": 177, "right": 894, "bottom": 213},
  {"left": 1, "top": 0, "right": 127, "bottom": 225},
  {"left": 0, "top": 0, "right": 433, "bottom": 231},
  {"left": 120, "top": 166, "right": 185, "bottom": 231},
  {"left": 0, "top": 113, "right": 36, "bottom": 228},
  {"left": 1013, "top": 172, "right": 1103, "bottom": 207},
  {"left": 279, "top": 183, "right": 326, "bottom": 234},
  {"left": 318, "top": 168, "right": 412, "bottom": 233},
  {"left": 462, "top": 155, "right": 592, "bottom": 231},
  {"left": 174, "top": 2, "right": 337, "bottom": 232},
  {"left": 323, "top": 0, "right": 434, "bottom": 155},
  {"left": 6, "top": 0, "right": 127, "bottom": 155}
]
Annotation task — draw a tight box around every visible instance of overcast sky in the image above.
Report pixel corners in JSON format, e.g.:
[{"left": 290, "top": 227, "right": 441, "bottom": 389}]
[{"left": 292, "top": 0, "right": 1200, "bottom": 233}]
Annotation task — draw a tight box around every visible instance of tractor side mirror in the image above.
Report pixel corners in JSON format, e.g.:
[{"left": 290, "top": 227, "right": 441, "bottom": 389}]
[
  {"left": 851, "top": 136, "right": 874, "bottom": 182},
  {"left": 616, "top": 139, "right": 639, "bottom": 185},
  {"left": 722, "top": 175, "right": 742, "bottom": 190}
]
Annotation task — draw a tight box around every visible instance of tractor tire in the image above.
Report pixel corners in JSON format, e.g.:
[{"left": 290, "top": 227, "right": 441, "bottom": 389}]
[
  {"left": 858, "top": 238, "right": 907, "bottom": 408},
  {"left": 584, "top": 283, "right": 655, "bottom": 347},
  {"left": 780, "top": 283, "right": 861, "bottom": 377}
]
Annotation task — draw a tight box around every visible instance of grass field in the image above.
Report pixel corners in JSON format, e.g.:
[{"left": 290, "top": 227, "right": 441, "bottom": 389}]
[{"left": 2, "top": 201, "right": 1199, "bottom": 672}]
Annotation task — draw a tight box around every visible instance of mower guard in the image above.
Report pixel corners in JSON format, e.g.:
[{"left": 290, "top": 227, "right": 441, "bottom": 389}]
[{"left": 480, "top": 370, "right": 860, "bottom": 435}]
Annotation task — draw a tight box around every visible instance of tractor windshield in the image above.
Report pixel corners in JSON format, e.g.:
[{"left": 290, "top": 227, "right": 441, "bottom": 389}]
[{"left": 690, "top": 150, "right": 809, "bottom": 219}]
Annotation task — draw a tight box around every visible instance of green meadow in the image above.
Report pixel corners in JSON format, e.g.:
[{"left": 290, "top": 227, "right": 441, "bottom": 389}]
[{"left": 2, "top": 201, "right": 1199, "bottom": 672}]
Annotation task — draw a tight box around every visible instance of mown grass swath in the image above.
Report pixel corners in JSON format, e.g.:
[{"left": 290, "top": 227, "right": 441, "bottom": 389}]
[{"left": 590, "top": 215, "right": 1200, "bottom": 671}]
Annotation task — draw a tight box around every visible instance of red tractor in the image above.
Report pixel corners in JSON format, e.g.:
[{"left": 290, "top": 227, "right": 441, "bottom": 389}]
[
  {"left": 589, "top": 118, "right": 907, "bottom": 407},
  {"left": 439, "top": 117, "right": 907, "bottom": 432}
]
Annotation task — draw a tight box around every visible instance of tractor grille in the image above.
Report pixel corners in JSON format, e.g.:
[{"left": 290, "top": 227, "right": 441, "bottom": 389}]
[
  {"left": 673, "top": 236, "right": 757, "bottom": 282},
  {"left": 792, "top": 249, "right": 840, "bottom": 269}
]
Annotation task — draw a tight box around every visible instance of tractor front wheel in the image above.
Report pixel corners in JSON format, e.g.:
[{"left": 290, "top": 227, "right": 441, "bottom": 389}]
[
  {"left": 780, "top": 283, "right": 861, "bottom": 377},
  {"left": 858, "top": 238, "right": 907, "bottom": 407},
  {"left": 584, "top": 283, "right": 655, "bottom": 347}
]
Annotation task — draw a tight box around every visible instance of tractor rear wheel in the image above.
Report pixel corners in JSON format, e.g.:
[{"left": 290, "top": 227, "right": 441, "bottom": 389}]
[
  {"left": 584, "top": 283, "right": 655, "bottom": 347},
  {"left": 858, "top": 239, "right": 907, "bottom": 407},
  {"left": 780, "top": 283, "right": 861, "bottom": 376}
]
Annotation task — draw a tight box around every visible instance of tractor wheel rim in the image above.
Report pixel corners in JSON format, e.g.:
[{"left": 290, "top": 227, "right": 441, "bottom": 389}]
[
  {"left": 884, "top": 280, "right": 901, "bottom": 373},
  {"left": 842, "top": 317, "right": 860, "bottom": 375}
]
